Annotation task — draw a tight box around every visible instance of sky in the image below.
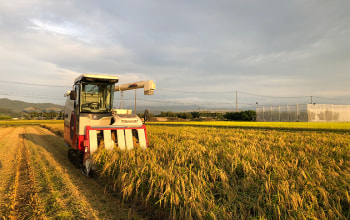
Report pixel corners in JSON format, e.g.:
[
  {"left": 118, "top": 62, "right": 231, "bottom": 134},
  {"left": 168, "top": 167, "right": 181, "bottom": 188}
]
[{"left": 0, "top": 0, "right": 349, "bottom": 110}]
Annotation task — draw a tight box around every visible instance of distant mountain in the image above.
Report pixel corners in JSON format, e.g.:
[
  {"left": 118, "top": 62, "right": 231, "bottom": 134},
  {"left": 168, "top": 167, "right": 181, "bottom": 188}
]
[{"left": 0, "top": 98, "right": 64, "bottom": 112}]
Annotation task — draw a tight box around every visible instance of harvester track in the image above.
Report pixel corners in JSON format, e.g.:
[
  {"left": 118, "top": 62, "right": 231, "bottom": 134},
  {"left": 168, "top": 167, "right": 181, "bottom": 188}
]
[{"left": 0, "top": 126, "right": 143, "bottom": 219}]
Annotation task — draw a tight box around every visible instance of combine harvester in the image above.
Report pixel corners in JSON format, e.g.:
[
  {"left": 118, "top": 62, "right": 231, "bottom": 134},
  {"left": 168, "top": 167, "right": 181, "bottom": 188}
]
[{"left": 64, "top": 74, "right": 155, "bottom": 176}]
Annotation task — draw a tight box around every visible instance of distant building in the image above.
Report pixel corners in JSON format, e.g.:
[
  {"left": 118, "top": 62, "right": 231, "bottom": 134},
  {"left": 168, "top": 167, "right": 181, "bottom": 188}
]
[{"left": 256, "top": 104, "right": 350, "bottom": 122}]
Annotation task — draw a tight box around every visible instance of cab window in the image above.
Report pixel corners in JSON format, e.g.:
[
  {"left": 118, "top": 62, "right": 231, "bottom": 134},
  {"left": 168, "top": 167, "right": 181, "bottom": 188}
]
[{"left": 80, "top": 82, "right": 114, "bottom": 113}]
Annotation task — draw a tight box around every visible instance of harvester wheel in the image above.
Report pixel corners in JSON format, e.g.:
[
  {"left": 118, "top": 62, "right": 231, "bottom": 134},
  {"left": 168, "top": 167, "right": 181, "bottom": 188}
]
[
  {"left": 82, "top": 166, "right": 89, "bottom": 177},
  {"left": 82, "top": 165, "right": 97, "bottom": 178},
  {"left": 68, "top": 149, "right": 83, "bottom": 169}
]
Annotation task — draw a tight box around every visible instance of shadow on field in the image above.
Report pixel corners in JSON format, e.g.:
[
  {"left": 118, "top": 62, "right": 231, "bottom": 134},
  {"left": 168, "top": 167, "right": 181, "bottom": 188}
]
[
  {"left": 18, "top": 133, "right": 77, "bottom": 172},
  {"left": 0, "top": 161, "right": 2, "bottom": 169}
]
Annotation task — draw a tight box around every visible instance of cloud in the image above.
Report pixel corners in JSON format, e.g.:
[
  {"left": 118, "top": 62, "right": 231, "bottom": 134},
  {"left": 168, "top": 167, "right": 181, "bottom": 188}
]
[{"left": 0, "top": 0, "right": 349, "bottom": 107}]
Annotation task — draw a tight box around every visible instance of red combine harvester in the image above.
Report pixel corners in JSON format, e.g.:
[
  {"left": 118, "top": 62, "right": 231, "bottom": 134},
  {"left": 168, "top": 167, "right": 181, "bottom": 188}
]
[{"left": 64, "top": 74, "right": 155, "bottom": 176}]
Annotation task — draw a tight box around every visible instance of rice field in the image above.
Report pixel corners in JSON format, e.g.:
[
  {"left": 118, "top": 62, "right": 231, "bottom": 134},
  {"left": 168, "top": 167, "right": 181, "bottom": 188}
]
[
  {"left": 2, "top": 121, "right": 349, "bottom": 219},
  {"left": 147, "top": 121, "right": 350, "bottom": 131},
  {"left": 92, "top": 124, "right": 350, "bottom": 219}
]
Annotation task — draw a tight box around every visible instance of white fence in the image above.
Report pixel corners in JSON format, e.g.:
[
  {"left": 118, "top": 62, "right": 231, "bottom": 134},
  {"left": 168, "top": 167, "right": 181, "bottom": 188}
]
[{"left": 256, "top": 104, "right": 350, "bottom": 122}]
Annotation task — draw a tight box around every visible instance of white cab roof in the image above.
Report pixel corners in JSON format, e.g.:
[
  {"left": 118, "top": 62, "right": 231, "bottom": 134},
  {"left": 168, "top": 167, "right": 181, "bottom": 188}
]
[{"left": 74, "top": 74, "right": 119, "bottom": 83}]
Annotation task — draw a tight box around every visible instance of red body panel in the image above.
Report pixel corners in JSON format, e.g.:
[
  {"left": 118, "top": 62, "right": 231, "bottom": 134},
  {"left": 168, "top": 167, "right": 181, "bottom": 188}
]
[
  {"left": 64, "top": 113, "right": 78, "bottom": 150},
  {"left": 64, "top": 111, "right": 149, "bottom": 154}
]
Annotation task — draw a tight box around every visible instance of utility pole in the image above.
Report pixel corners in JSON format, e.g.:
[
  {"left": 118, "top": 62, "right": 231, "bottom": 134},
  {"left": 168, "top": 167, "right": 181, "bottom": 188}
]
[
  {"left": 310, "top": 96, "right": 313, "bottom": 104},
  {"left": 235, "top": 91, "right": 238, "bottom": 112},
  {"left": 120, "top": 91, "right": 124, "bottom": 108},
  {"left": 135, "top": 90, "right": 137, "bottom": 114}
]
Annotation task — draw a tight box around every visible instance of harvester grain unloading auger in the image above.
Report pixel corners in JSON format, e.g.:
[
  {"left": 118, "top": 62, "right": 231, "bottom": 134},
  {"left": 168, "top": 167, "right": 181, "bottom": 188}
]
[{"left": 63, "top": 74, "right": 155, "bottom": 176}]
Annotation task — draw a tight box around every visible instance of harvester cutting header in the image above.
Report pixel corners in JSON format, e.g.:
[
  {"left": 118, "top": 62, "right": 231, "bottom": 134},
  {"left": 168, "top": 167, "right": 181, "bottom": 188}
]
[{"left": 64, "top": 74, "right": 155, "bottom": 176}]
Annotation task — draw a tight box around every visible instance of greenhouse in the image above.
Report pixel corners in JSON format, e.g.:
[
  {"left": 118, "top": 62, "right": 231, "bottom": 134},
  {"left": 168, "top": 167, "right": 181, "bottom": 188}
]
[{"left": 256, "top": 104, "right": 350, "bottom": 122}]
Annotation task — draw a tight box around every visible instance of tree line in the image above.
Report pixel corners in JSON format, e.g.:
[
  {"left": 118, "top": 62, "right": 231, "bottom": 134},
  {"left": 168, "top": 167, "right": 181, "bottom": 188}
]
[{"left": 139, "top": 110, "right": 256, "bottom": 121}]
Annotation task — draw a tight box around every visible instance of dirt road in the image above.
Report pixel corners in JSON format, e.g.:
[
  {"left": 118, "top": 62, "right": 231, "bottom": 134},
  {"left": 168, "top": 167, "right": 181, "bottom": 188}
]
[{"left": 0, "top": 126, "right": 144, "bottom": 219}]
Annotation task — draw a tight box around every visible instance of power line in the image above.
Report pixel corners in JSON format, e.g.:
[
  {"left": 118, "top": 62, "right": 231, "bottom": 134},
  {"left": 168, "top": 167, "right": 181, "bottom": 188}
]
[
  {"left": 0, "top": 80, "right": 70, "bottom": 88},
  {"left": 157, "top": 88, "right": 234, "bottom": 94},
  {"left": 116, "top": 98, "right": 256, "bottom": 106},
  {"left": 115, "top": 98, "right": 195, "bottom": 105},
  {"left": 0, "top": 80, "right": 345, "bottom": 101},
  {"left": 157, "top": 88, "right": 313, "bottom": 99},
  {"left": 237, "top": 91, "right": 308, "bottom": 99},
  {"left": 0, "top": 93, "right": 64, "bottom": 100},
  {"left": 1, "top": 80, "right": 347, "bottom": 107}
]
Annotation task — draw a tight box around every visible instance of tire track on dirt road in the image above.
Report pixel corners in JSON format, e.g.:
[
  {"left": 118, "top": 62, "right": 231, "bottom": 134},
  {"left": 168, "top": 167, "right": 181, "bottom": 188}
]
[
  {"left": 10, "top": 127, "right": 41, "bottom": 219},
  {"left": 0, "top": 127, "right": 24, "bottom": 217},
  {"left": 0, "top": 127, "right": 41, "bottom": 219},
  {"left": 25, "top": 126, "right": 99, "bottom": 218},
  {"left": 0, "top": 126, "right": 144, "bottom": 219},
  {"left": 25, "top": 126, "right": 143, "bottom": 219}
]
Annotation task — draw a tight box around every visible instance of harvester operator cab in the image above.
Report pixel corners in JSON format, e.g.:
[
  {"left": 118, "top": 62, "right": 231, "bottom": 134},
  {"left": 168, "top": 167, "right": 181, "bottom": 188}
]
[
  {"left": 67, "top": 75, "right": 117, "bottom": 114},
  {"left": 80, "top": 82, "right": 114, "bottom": 113}
]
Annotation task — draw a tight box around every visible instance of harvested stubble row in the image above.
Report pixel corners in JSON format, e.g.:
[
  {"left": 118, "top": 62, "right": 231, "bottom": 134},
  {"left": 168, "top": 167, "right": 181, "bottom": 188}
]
[
  {"left": 93, "top": 125, "right": 350, "bottom": 219},
  {"left": 0, "top": 126, "right": 99, "bottom": 218},
  {"left": 0, "top": 125, "right": 142, "bottom": 219},
  {"left": 40, "top": 124, "right": 64, "bottom": 136}
]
